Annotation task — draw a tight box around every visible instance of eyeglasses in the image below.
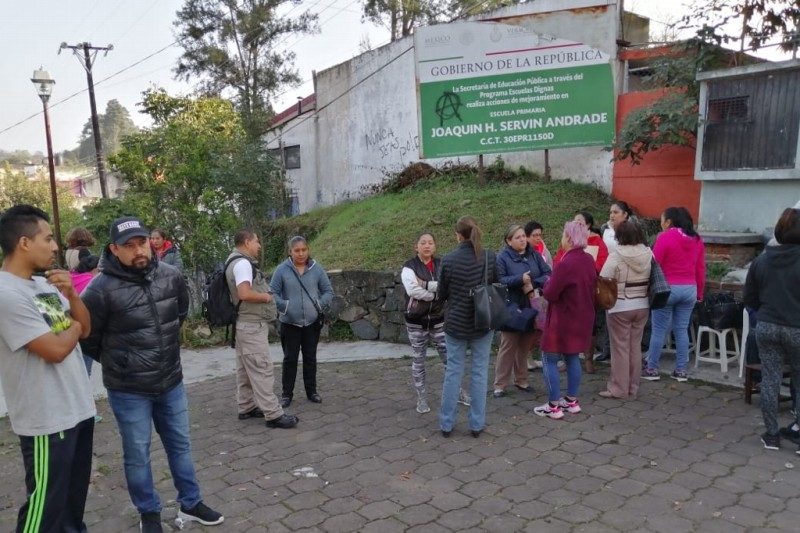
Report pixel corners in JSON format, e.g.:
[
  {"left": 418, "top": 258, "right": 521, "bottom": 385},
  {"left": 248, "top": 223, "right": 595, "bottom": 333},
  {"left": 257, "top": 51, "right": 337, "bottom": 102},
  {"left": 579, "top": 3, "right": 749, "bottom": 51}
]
[{"left": 530, "top": 232, "right": 543, "bottom": 237}]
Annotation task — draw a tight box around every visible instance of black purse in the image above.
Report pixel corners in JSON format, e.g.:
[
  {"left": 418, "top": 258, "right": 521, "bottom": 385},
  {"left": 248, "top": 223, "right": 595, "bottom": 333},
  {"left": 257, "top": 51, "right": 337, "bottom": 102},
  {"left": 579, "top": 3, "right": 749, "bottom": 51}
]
[
  {"left": 648, "top": 259, "right": 671, "bottom": 309},
  {"left": 697, "top": 291, "right": 743, "bottom": 330},
  {"left": 471, "top": 251, "right": 509, "bottom": 330}
]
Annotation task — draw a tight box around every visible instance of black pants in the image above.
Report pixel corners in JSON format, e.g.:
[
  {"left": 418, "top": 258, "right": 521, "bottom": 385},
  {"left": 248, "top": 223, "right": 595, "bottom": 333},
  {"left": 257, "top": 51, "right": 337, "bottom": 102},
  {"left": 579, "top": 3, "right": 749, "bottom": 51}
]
[
  {"left": 17, "top": 417, "right": 94, "bottom": 533},
  {"left": 280, "top": 323, "right": 321, "bottom": 397}
]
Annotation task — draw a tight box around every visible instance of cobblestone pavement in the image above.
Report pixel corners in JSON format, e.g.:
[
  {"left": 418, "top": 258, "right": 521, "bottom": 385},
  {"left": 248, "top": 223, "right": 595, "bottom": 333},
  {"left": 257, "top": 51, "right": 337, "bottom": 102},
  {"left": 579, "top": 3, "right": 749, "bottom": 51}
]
[{"left": 1, "top": 357, "right": 799, "bottom": 532}]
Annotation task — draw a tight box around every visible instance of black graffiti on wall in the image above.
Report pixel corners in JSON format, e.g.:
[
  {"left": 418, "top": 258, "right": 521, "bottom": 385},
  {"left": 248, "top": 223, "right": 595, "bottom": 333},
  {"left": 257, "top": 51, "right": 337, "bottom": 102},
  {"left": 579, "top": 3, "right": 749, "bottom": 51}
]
[{"left": 364, "top": 127, "right": 420, "bottom": 160}]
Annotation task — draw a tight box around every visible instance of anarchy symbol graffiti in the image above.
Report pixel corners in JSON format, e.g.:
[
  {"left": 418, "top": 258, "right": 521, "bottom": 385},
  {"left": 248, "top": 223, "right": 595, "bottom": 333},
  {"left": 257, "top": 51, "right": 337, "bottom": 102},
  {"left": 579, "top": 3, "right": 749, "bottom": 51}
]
[{"left": 435, "top": 91, "right": 463, "bottom": 127}]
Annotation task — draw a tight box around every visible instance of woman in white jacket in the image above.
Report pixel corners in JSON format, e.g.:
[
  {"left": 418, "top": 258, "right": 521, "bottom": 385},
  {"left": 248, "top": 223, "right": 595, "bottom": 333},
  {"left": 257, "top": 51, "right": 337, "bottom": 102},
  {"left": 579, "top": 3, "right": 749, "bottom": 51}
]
[
  {"left": 598, "top": 220, "right": 652, "bottom": 399},
  {"left": 401, "top": 233, "right": 470, "bottom": 414}
]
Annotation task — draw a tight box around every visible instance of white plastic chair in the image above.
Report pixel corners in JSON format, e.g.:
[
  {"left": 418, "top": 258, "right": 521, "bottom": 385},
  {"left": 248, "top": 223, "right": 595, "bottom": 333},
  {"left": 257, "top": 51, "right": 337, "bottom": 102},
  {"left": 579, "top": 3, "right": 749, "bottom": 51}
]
[
  {"left": 695, "top": 323, "right": 740, "bottom": 373},
  {"left": 738, "top": 307, "right": 749, "bottom": 378}
]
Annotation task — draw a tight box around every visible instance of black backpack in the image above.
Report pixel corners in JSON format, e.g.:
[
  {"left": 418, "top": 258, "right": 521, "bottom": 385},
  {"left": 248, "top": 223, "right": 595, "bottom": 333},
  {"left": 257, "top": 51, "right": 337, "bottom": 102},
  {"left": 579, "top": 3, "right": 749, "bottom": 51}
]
[{"left": 202, "top": 255, "right": 256, "bottom": 328}]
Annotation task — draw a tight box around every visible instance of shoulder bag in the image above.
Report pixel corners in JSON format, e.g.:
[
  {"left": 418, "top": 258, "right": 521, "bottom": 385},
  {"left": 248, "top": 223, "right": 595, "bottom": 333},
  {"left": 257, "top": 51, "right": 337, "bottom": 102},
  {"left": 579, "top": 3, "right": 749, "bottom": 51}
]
[
  {"left": 288, "top": 266, "right": 327, "bottom": 331},
  {"left": 648, "top": 259, "right": 671, "bottom": 309},
  {"left": 596, "top": 276, "right": 618, "bottom": 310},
  {"left": 471, "top": 251, "right": 509, "bottom": 330}
]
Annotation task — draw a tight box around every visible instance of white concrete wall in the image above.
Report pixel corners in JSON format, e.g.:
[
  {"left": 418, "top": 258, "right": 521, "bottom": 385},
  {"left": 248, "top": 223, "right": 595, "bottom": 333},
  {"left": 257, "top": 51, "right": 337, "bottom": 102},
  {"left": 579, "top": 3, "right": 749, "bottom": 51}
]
[
  {"left": 270, "top": 1, "right": 622, "bottom": 213},
  {"left": 698, "top": 181, "right": 800, "bottom": 233},
  {"left": 266, "top": 113, "right": 318, "bottom": 214}
]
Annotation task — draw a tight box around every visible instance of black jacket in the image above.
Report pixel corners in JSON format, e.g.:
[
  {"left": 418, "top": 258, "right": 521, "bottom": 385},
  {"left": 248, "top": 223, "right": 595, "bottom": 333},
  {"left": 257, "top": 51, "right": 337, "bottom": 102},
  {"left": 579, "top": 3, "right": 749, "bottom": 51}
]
[
  {"left": 439, "top": 241, "right": 498, "bottom": 339},
  {"left": 80, "top": 247, "right": 189, "bottom": 395},
  {"left": 402, "top": 256, "right": 444, "bottom": 327},
  {"left": 744, "top": 244, "right": 800, "bottom": 328}
]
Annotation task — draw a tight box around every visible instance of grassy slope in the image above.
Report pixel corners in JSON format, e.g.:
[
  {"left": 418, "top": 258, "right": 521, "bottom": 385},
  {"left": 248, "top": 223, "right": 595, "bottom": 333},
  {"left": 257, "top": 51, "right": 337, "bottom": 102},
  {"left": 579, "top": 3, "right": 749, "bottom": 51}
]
[{"left": 274, "top": 174, "right": 612, "bottom": 271}]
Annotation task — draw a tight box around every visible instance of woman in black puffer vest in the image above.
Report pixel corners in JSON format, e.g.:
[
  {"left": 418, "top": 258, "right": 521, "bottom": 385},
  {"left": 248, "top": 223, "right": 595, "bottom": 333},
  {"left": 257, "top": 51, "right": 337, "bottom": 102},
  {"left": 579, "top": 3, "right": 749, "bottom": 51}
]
[{"left": 401, "top": 233, "right": 470, "bottom": 415}]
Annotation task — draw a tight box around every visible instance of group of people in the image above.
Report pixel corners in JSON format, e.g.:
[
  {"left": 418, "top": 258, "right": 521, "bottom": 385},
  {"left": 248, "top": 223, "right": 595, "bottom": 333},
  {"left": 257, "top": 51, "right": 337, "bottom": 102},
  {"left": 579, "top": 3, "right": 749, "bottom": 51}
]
[
  {"left": 2, "top": 198, "right": 798, "bottom": 532},
  {"left": 401, "top": 202, "right": 800, "bottom": 457},
  {"left": 400, "top": 203, "right": 710, "bottom": 433},
  {"left": 0, "top": 207, "right": 333, "bottom": 533}
]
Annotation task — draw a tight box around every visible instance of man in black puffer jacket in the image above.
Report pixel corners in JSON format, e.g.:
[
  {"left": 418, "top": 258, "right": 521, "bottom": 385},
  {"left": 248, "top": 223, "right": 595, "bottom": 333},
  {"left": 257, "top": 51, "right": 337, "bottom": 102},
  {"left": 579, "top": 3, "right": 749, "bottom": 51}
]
[{"left": 81, "top": 217, "right": 223, "bottom": 533}]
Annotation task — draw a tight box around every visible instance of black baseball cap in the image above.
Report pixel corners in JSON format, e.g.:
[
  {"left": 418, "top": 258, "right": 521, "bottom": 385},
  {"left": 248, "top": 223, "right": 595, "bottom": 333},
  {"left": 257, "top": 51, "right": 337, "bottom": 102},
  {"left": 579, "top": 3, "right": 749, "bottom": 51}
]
[{"left": 110, "top": 216, "right": 150, "bottom": 245}]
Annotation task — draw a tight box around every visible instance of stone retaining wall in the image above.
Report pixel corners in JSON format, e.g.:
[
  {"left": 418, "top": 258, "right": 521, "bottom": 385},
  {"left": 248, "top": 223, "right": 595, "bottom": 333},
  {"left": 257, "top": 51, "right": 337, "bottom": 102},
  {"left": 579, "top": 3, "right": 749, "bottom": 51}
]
[
  {"left": 321, "top": 270, "right": 748, "bottom": 343},
  {"left": 324, "top": 270, "right": 409, "bottom": 343}
]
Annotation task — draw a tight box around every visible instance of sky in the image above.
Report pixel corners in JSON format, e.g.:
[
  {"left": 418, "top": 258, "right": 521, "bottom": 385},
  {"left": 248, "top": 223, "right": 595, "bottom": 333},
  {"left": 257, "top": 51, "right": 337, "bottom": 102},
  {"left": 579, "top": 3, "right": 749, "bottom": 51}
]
[
  {"left": 0, "top": 0, "right": 790, "bottom": 157},
  {"left": 0, "top": 0, "right": 387, "bottom": 157}
]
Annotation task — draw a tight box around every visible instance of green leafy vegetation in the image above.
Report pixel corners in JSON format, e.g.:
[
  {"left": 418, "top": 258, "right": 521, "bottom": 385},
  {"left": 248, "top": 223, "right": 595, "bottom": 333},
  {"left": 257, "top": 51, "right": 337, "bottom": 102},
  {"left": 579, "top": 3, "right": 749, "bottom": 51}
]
[
  {"left": 266, "top": 166, "right": 612, "bottom": 270},
  {"left": 108, "top": 89, "right": 287, "bottom": 272},
  {"left": 706, "top": 262, "right": 732, "bottom": 280}
]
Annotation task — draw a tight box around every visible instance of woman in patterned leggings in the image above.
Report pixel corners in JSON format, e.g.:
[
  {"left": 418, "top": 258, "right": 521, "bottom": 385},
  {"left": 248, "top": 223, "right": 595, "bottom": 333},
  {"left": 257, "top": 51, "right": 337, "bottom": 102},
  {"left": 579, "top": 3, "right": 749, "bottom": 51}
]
[
  {"left": 401, "top": 233, "right": 469, "bottom": 414},
  {"left": 745, "top": 207, "right": 800, "bottom": 452}
]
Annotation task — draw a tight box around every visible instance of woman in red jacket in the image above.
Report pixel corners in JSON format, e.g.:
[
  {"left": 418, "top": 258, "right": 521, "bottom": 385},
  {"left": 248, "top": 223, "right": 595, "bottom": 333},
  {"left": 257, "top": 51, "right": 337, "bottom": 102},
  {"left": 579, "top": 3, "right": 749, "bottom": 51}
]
[
  {"left": 555, "top": 211, "right": 609, "bottom": 374},
  {"left": 534, "top": 220, "right": 598, "bottom": 419}
]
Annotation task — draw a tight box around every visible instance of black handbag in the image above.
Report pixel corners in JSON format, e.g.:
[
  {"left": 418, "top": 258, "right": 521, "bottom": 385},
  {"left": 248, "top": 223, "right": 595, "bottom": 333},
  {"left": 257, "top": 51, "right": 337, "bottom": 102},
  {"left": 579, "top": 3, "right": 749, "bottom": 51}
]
[
  {"left": 471, "top": 251, "right": 509, "bottom": 330},
  {"left": 648, "top": 259, "right": 671, "bottom": 309},
  {"left": 697, "top": 291, "right": 743, "bottom": 330}
]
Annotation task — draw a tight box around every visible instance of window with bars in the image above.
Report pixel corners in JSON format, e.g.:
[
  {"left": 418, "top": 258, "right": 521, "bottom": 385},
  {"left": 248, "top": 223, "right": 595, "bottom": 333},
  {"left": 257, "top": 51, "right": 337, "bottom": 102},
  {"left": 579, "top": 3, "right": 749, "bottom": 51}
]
[{"left": 707, "top": 96, "right": 750, "bottom": 124}]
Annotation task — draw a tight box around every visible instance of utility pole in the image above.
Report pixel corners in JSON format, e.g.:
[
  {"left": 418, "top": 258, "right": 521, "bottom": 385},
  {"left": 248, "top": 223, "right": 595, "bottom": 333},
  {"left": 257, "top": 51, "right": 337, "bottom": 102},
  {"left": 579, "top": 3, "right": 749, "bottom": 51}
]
[{"left": 60, "top": 41, "right": 113, "bottom": 199}]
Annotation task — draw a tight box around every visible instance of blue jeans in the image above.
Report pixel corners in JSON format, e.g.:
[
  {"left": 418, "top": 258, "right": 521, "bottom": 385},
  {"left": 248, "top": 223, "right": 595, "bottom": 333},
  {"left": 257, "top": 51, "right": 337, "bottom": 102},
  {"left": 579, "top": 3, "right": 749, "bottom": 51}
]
[
  {"left": 647, "top": 284, "right": 697, "bottom": 371},
  {"left": 542, "top": 352, "right": 581, "bottom": 402},
  {"left": 440, "top": 331, "right": 493, "bottom": 432},
  {"left": 107, "top": 382, "right": 201, "bottom": 514}
]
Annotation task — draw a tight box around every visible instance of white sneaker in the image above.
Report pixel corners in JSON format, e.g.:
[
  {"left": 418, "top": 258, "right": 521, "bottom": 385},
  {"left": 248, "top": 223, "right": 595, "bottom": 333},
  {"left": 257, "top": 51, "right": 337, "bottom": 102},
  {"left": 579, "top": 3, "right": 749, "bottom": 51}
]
[
  {"left": 458, "top": 389, "right": 471, "bottom": 406},
  {"left": 558, "top": 398, "right": 582, "bottom": 414},
  {"left": 532, "top": 402, "right": 564, "bottom": 420},
  {"left": 416, "top": 397, "right": 431, "bottom": 414}
]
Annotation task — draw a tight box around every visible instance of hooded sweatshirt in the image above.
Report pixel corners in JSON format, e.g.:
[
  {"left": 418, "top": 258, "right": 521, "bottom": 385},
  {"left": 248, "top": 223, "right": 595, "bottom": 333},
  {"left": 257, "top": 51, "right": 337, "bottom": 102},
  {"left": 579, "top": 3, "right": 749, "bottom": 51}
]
[
  {"left": 744, "top": 244, "right": 800, "bottom": 328},
  {"left": 652, "top": 228, "right": 706, "bottom": 300},
  {"left": 600, "top": 244, "right": 653, "bottom": 314}
]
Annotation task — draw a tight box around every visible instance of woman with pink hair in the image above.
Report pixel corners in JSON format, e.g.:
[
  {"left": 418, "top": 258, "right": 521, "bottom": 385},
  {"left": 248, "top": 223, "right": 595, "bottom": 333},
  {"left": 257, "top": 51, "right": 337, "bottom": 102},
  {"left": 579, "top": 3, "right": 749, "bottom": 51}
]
[{"left": 533, "top": 220, "right": 598, "bottom": 419}]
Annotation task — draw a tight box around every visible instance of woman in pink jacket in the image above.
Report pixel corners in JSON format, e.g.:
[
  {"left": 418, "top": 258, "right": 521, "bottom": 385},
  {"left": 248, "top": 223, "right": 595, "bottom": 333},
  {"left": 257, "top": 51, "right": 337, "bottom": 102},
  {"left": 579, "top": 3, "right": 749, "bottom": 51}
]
[{"left": 642, "top": 207, "right": 706, "bottom": 382}]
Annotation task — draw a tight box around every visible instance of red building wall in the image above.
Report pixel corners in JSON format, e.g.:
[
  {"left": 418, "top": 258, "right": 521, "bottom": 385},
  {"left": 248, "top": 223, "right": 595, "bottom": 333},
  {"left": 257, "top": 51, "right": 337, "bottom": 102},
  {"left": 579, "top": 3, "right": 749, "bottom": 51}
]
[{"left": 613, "top": 92, "right": 701, "bottom": 221}]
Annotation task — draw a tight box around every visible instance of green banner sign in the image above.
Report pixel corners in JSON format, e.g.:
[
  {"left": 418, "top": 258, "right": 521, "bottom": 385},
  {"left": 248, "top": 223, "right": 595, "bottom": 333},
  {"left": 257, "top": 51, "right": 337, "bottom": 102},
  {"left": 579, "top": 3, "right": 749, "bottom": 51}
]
[{"left": 415, "top": 22, "right": 615, "bottom": 158}]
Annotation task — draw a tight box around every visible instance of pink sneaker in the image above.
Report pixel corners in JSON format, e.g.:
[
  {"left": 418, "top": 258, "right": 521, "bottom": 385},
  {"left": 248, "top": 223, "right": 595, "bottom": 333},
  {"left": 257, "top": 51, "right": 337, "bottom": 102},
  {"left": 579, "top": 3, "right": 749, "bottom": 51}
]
[
  {"left": 533, "top": 402, "right": 564, "bottom": 420},
  {"left": 558, "top": 398, "right": 582, "bottom": 414}
]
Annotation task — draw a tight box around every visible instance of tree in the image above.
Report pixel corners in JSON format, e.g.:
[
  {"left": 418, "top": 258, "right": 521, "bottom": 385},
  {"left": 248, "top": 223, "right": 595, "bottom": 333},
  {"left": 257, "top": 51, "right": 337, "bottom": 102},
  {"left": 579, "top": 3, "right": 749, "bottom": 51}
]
[
  {"left": 361, "top": 0, "right": 513, "bottom": 42},
  {"left": 614, "top": 40, "right": 738, "bottom": 164},
  {"left": 0, "top": 162, "right": 82, "bottom": 239},
  {"left": 679, "top": 0, "right": 800, "bottom": 53},
  {"left": 615, "top": 1, "right": 800, "bottom": 164},
  {"left": 173, "top": 0, "right": 319, "bottom": 137},
  {"left": 0, "top": 149, "right": 41, "bottom": 165},
  {"left": 61, "top": 99, "right": 138, "bottom": 165},
  {"left": 109, "top": 89, "right": 287, "bottom": 272}
]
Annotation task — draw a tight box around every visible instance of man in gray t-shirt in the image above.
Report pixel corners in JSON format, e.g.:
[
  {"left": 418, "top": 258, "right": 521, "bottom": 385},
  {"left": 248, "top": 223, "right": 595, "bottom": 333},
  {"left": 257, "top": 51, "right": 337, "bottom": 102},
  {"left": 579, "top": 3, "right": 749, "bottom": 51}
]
[{"left": 0, "top": 205, "right": 95, "bottom": 533}]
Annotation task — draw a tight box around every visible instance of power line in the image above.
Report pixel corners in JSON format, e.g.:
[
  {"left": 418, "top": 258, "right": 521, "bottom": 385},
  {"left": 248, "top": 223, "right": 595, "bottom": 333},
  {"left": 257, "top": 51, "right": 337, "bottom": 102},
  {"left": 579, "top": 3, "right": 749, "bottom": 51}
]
[
  {"left": 275, "top": 45, "right": 414, "bottom": 139},
  {"left": 0, "top": 41, "right": 178, "bottom": 138},
  {"left": 61, "top": 42, "right": 115, "bottom": 197},
  {"left": 111, "top": 0, "right": 163, "bottom": 44}
]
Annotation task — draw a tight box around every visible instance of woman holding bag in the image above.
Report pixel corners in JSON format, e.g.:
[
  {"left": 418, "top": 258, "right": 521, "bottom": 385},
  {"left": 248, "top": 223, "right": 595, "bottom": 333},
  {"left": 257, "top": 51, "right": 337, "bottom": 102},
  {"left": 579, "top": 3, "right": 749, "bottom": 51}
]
[
  {"left": 438, "top": 216, "right": 497, "bottom": 438},
  {"left": 271, "top": 236, "right": 335, "bottom": 407},
  {"left": 493, "top": 224, "right": 551, "bottom": 398},
  {"left": 642, "top": 207, "right": 705, "bottom": 383},
  {"left": 598, "top": 220, "right": 652, "bottom": 399}
]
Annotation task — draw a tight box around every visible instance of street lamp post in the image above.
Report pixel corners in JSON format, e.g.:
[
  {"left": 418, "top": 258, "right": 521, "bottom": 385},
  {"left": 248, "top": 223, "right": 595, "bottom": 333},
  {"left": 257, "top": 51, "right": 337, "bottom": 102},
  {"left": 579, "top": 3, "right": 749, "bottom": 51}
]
[{"left": 31, "top": 68, "right": 64, "bottom": 267}]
